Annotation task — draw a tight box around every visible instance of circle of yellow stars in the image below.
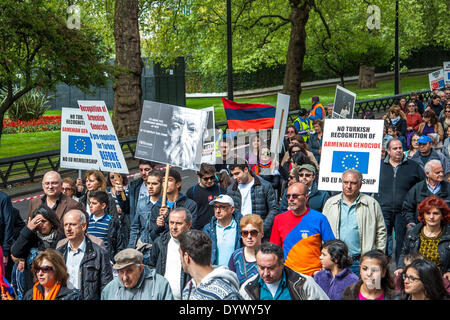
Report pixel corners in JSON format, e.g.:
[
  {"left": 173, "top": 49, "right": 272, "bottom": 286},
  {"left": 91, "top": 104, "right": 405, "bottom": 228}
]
[
  {"left": 74, "top": 138, "right": 87, "bottom": 153},
  {"left": 341, "top": 154, "right": 359, "bottom": 170}
]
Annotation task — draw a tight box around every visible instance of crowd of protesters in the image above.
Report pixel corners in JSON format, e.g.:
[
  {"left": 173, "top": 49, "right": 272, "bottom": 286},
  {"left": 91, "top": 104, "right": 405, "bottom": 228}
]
[{"left": 1, "top": 86, "right": 450, "bottom": 301}]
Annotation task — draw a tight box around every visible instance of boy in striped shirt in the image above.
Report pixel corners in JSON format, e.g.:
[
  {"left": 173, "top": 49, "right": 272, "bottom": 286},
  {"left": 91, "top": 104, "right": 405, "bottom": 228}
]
[{"left": 87, "top": 190, "right": 112, "bottom": 248}]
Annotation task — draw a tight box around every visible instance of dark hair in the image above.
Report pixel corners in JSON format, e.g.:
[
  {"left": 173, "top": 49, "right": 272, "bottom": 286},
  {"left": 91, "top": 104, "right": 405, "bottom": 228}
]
[
  {"left": 228, "top": 158, "right": 249, "bottom": 172},
  {"left": 165, "top": 168, "right": 182, "bottom": 184},
  {"left": 400, "top": 259, "right": 450, "bottom": 300},
  {"left": 197, "top": 163, "right": 216, "bottom": 177},
  {"left": 422, "top": 110, "right": 438, "bottom": 125},
  {"left": 312, "top": 96, "right": 320, "bottom": 103},
  {"left": 178, "top": 230, "right": 212, "bottom": 266},
  {"left": 286, "top": 125, "right": 298, "bottom": 135},
  {"left": 106, "top": 173, "right": 128, "bottom": 188},
  {"left": 360, "top": 250, "right": 395, "bottom": 292},
  {"left": 88, "top": 190, "right": 109, "bottom": 205},
  {"left": 217, "top": 170, "right": 233, "bottom": 189},
  {"left": 321, "top": 240, "right": 353, "bottom": 269},
  {"left": 139, "top": 160, "right": 154, "bottom": 167},
  {"left": 31, "top": 205, "right": 60, "bottom": 231},
  {"left": 299, "top": 108, "right": 308, "bottom": 117},
  {"left": 256, "top": 242, "right": 284, "bottom": 265},
  {"left": 32, "top": 248, "right": 69, "bottom": 286},
  {"left": 147, "top": 169, "right": 163, "bottom": 184}
]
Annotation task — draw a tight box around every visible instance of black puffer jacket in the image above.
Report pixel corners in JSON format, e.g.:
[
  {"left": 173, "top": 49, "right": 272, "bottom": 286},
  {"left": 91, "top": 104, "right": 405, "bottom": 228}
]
[
  {"left": 57, "top": 236, "right": 113, "bottom": 300},
  {"left": 397, "top": 223, "right": 449, "bottom": 274}
]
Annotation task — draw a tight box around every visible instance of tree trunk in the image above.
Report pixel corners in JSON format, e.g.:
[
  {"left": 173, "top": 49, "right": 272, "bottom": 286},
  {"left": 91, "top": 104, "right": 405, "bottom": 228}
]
[
  {"left": 112, "top": 0, "right": 143, "bottom": 138},
  {"left": 357, "top": 65, "right": 376, "bottom": 89},
  {"left": 282, "top": 1, "right": 313, "bottom": 111}
]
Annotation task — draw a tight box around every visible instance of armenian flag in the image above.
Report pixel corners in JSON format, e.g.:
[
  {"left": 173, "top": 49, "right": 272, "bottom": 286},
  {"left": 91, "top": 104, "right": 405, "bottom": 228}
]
[{"left": 222, "top": 97, "right": 275, "bottom": 131}]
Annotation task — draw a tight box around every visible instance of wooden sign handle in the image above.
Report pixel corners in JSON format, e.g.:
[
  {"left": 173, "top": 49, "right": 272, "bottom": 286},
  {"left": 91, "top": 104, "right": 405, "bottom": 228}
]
[
  {"left": 114, "top": 173, "right": 126, "bottom": 201},
  {"left": 161, "top": 164, "right": 170, "bottom": 207}
]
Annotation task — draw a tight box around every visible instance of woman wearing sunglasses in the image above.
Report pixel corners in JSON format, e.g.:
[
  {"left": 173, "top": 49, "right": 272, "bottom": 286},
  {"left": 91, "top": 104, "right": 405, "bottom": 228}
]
[
  {"left": 228, "top": 214, "right": 264, "bottom": 286},
  {"left": 399, "top": 259, "right": 449, "bottom": 300},
  {"left": 23, "top": 248, "right": 81, "bottom": 300}
]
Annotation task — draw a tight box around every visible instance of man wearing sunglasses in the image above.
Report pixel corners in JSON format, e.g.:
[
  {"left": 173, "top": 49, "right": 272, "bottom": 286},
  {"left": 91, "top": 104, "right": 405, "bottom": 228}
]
[
  {"left": 187, "top": 163, "right": 224, "bottom": 230},
  {"left": 202, "top": 195, "right": 242, "bottom": 267},
  {"left": 270, "top": 182, "right": 334, "bottom": 277},
  {"left": 297, "top": 164, "right": 330, "bottom": 212}
]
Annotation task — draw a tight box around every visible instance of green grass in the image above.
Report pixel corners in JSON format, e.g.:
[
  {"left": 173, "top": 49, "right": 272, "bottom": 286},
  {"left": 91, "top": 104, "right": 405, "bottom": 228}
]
[
  {"left": 0, "top": 74, "right": 430, "bottom": 158},
  {"left": 186, "top": 74, "right": 430, "bottom": 123},
  {"left": 0, "top": 131, "right": 60, "bottom": 158}
]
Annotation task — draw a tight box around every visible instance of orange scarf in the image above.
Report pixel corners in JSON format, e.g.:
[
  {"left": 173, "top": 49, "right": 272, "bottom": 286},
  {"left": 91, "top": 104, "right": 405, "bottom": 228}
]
[{"left": 32, "top": 282, "right": 61, "bottom": 300}]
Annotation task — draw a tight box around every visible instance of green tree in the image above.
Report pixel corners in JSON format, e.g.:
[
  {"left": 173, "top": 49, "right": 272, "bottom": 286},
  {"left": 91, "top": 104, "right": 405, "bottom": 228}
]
[{"left": 0, "top": 0, "right": 111, "bottom": 143}]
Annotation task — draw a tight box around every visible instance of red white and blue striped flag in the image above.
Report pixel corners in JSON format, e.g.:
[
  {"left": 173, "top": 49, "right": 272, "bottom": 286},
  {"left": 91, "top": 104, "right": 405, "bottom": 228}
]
[{"left": 222, "top": 97, "right": 275, "bottom": 131}]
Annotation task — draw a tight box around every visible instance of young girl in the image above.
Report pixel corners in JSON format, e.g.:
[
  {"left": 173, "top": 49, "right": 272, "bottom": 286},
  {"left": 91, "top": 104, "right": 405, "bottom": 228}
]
[
  {"left": 342, "top": 250, "right": 399, "bottom": 300},
  {"left": 314, "top": 240, "right": 359, "bottom": 300},
  {"left": 400, "top": 259, "right": 449, "bottom": 300}
]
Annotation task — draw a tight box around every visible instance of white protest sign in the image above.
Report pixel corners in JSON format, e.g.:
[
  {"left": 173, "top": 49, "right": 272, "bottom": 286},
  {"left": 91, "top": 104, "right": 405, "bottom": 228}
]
[
  {"left": 318, "top": 119, "right": 384, "bottom": 193},
  {"left": 201, "top": 107, "right": 216, "bottom": 165},
  {"left": 60, "top": 108, "right": 99, "bottom": 170},
  {"left": 270, "top": 93, "right": 290, "bottom": 154},
  {"left": 333, "top": 85, "right": 356, "bottom": 119},
  {"left": 135, "top": 100, "right": 208, "bottom": 171},
  {"left": 428, "top": 69, "right": 445, "bottom": 90},
  {"left": 77, "top": 100, "right": 129, "bottom": 174},
  {"left": 444, "top": 62, "right": 450, "bottom": 85}
]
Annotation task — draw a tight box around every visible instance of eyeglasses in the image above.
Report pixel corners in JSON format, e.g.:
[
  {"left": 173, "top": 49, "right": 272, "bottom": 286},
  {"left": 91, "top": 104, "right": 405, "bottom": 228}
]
[
  {"left": 286, "top": 193, "right": 306, "bottom": 200},
  {"left": 402, "top": 274, "right": 421, "bottom": 282},
  {"left": 35, "top": 266, "right": 54, "bottom": 274},
  {"left": 213, "top": 205, "right": 229, "bottom": 210},
  {"left": 291, "top": 150, "right": 301, "bottom": 154},
  {"left": 202, "top": 176, "right": 215, "bottom": 181},
  {"left": 299, "top": 173, "right": 313, "bottom": 178},
  {"left": 261, "top": 152, "right": 271, "bottom": 156},
  {"left": 241, "top": 230, "right": 259, "bottom": 238}
]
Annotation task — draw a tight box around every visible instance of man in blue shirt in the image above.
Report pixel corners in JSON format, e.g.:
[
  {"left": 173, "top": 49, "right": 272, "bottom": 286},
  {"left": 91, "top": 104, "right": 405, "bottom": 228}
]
[
  {"left": 239, "top": 242, "right": 329, "bottom": 300},
  {"left": 202, "top": 195, "right": 242, "bottom": 266}
]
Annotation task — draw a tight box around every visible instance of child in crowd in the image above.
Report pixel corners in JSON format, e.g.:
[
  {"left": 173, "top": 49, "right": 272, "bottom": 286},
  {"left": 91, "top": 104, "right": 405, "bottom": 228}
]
[
  {"left": 387, "top": 125, "right": 407, "bottom": 150},
  {"left": 87, "top": 190, "right": 112, "bottom": 248},
  {"left": 314, "top": 240, "right": 359, "bottom": 300},
  {"left": 342, "top": 250, "right": 399, "bottom": 300}
]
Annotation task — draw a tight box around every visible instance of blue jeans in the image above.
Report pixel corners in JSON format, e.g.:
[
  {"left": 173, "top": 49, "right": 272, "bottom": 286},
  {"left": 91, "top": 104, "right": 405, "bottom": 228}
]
[{"left": 350, "top": 259, "right": 361, "bottom": 278}]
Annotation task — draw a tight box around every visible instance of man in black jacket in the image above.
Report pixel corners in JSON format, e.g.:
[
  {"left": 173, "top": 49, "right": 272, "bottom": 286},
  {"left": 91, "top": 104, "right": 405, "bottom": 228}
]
[
  {"left": 148, "top": 208, "right": 192, "bottom": 300},
  {"left": 402, "top": 159, "right": 450, "bottom": 227},
  {"left": 375, "top": 139, "right": 425, "bottom": 264},
  {"left": 58, "top": 209, "right": 113, "bottom": 300},
  {"left": 239, "top": 242, "right": 328, "bottom": 300}
]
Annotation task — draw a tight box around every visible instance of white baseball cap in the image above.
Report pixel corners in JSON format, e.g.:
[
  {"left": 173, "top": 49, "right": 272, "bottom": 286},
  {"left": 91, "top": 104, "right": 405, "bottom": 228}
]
[{"left": 209, "top": 194, "right": 234, "bottom": 206}]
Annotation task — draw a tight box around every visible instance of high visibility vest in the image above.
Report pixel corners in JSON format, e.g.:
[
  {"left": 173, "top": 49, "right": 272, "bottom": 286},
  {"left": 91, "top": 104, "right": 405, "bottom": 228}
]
[
  {"left": 293, "top": 117, "right": 313, "bottom": 142},
  {"left": 310, "top": 102, "right": 326, "bottom": 119}
]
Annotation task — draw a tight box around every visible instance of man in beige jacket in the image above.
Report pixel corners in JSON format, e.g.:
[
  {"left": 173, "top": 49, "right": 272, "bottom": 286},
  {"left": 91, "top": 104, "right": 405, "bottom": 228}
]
[{"left": 322, "top": 169, "right": 387, "bottom": 276}]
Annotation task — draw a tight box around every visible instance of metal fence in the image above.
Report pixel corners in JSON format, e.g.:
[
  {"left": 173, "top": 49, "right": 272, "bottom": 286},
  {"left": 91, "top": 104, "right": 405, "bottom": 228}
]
[{"left": 1, "top": 88, "right": 433, "bottom": 187}]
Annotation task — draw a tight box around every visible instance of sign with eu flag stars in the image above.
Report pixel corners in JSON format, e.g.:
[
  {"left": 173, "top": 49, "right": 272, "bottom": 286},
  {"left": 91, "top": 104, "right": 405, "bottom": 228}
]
[
  {"left": 331, "top": 151, "right": 369, "bottom": 174},
  {"left": 60, "top": 108, "right": 99, "bottom": 171},
  {"left": 68, "top": 135, "right": 92, "bottom": 155},
  {"left": 318, "top": 119, "right": 384, "bottom": 193}
]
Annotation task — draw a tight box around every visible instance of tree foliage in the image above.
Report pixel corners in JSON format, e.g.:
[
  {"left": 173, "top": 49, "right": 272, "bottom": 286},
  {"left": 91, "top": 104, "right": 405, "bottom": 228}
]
[{"left": 0, "top": 0, "right": 112, "bottom": 142}]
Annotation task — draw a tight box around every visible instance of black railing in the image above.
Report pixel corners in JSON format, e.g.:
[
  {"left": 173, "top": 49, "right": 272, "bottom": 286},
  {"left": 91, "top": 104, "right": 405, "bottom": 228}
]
[{"left": 0, "top": 88, "right": 433, "bottom": 187}]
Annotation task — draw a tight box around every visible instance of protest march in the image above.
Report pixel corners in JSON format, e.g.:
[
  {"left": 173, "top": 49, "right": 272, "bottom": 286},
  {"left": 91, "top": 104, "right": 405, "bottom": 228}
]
[{"left": 1, "top": 82, "right": 450, "bottom": 304}]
